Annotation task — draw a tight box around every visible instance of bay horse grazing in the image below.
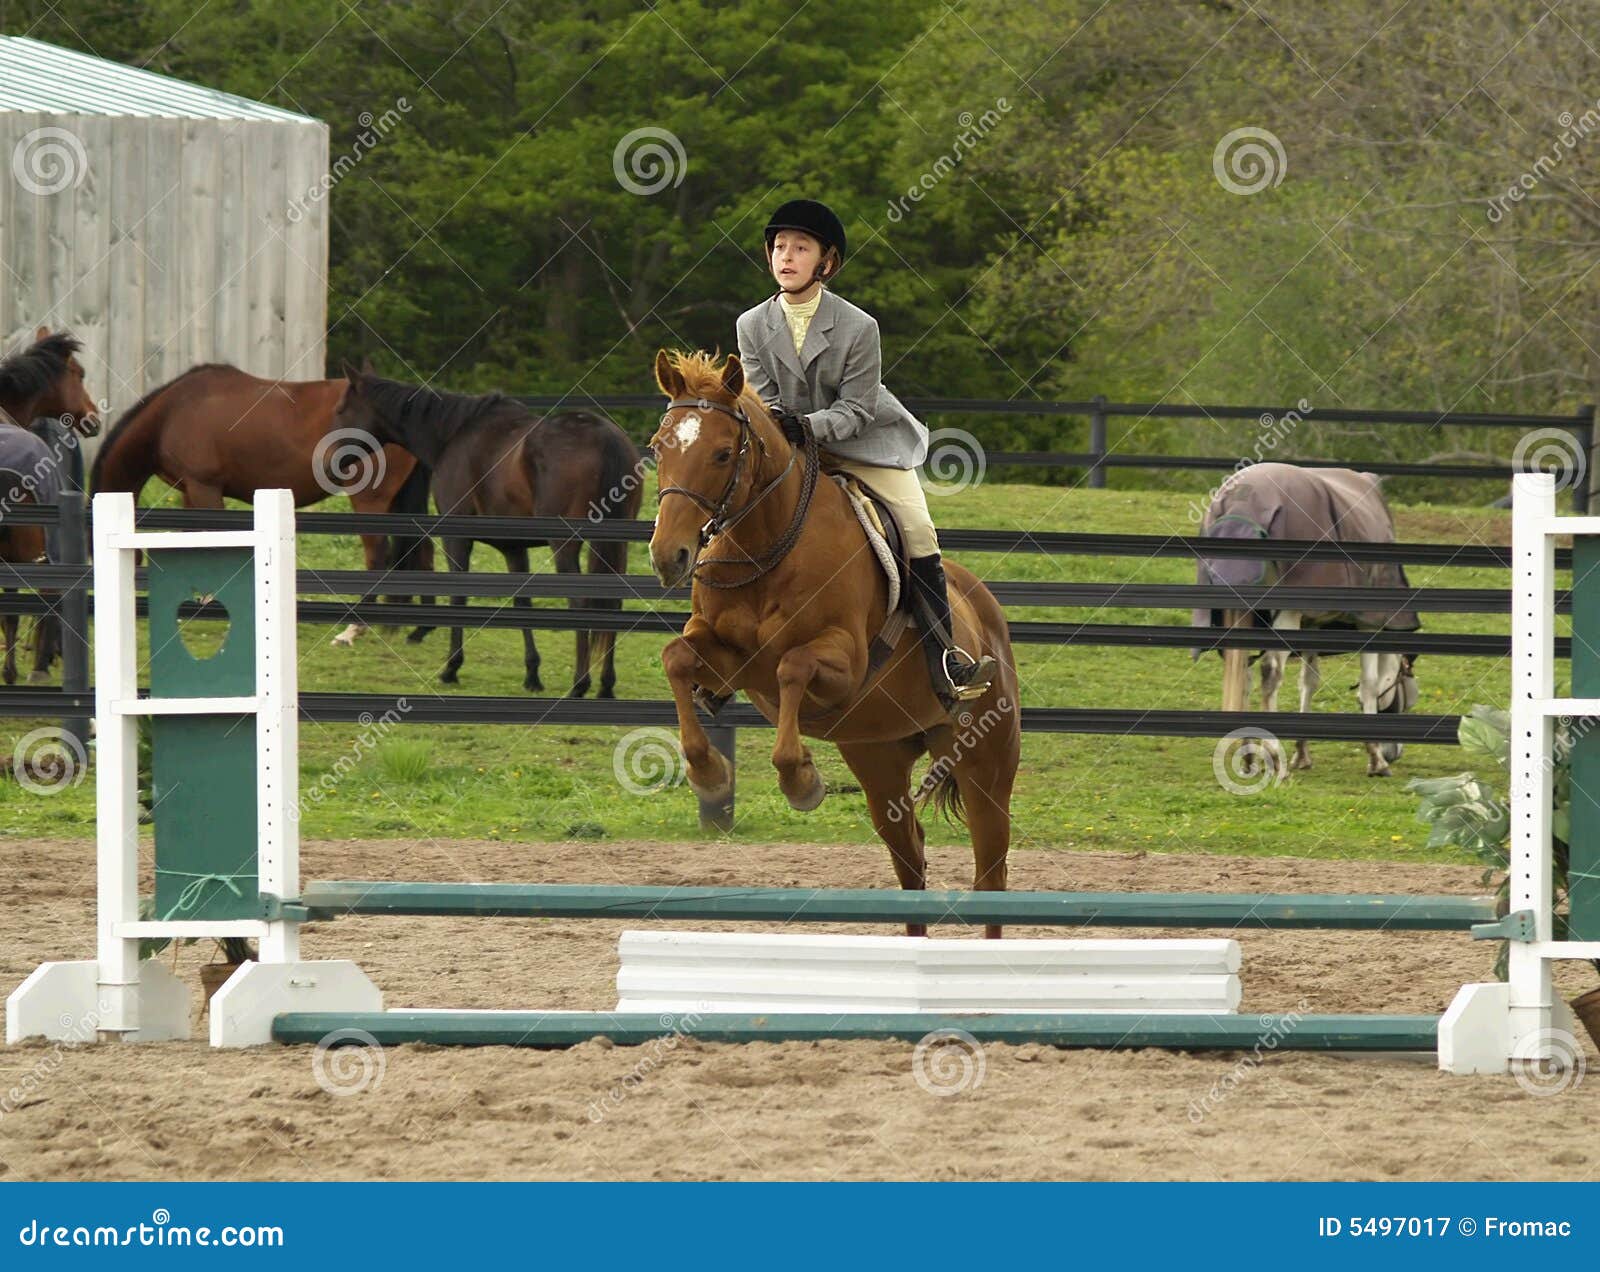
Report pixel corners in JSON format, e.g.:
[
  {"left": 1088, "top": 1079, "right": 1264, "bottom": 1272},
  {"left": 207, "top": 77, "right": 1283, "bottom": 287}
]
[
  {"left": 0, "top": 328, "right": 102, "bottom": 682},
  {"left": 1193, "top": 461, "right": 1420, "bottom": 777},
  {"left": 88, "top": 362, "right": 433, "bottom": 644},
  {"left": 332, "top": 368, "right": 641, "bottom": 697},
  {"left": 650, "top": 350, "right": 1020, "bottom": 935}
]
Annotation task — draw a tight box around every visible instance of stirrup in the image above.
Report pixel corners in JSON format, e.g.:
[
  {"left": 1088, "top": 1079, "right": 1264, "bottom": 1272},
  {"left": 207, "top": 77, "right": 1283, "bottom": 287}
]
[{"left": 942, "top": 646, "right": 995, "bottom": 702}]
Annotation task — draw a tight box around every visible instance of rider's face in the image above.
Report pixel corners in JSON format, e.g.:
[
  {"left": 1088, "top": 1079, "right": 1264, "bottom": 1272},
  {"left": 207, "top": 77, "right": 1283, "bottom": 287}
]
[{"left": 771, "top": 231, "right": 825, "bottom": 288}]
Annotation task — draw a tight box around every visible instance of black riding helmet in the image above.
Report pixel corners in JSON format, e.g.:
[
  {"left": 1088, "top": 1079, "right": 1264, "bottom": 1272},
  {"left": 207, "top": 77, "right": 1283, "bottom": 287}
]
[{"left": 763, "top": 199, "right": 846, "bottom": 288}]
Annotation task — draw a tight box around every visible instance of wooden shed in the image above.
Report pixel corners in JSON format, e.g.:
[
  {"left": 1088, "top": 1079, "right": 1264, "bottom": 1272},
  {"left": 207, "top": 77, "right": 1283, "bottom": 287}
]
[{"left": 0, "top": 35, "right": 329, "bottom": 427}]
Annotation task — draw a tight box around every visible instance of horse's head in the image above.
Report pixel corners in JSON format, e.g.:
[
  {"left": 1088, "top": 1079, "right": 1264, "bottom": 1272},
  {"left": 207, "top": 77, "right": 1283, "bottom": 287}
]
[
  {"left": 1378, "top": 654, "right": 1419, "bottom": 714},
  {"left": 332, "top": 359, "right": 393, "bottom": 442},
  {"left": 649, "top": 349, "right": 766, "bottom": 587},
  {"left": 17, "top": 328, "right": 100, "bottom": 438}
]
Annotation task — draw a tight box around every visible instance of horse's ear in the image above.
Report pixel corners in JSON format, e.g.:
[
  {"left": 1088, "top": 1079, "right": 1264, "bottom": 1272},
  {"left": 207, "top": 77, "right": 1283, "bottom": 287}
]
[
  {"left": 721, "top": 354, "right": 745, "bottom": 398},
  {"left": 341, "top": 359, "right": 360, "bottom": 384},
  {"left": 34, "top": 325, "right": 49, "bottom": 342},
  {"left": 654, "top": 349, "right": 685, "bottom": 398},
  {"left": 360, "top": 356, "right": 375, "bottom": 375},
  {"left": 334, "top": 379, "right": 352, "bottom": 410}
]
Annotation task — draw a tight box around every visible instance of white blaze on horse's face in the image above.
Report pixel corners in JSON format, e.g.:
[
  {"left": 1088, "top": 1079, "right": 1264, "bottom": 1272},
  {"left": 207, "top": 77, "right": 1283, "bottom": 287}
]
[{"left": 673, "top": 413, "right": 701, "bottom": 450}]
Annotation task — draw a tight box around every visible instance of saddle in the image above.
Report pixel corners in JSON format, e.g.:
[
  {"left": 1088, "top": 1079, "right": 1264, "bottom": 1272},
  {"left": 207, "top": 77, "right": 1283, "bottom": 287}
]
[{"left": 689, "top": 464, "right": 916, "bottom": 720}]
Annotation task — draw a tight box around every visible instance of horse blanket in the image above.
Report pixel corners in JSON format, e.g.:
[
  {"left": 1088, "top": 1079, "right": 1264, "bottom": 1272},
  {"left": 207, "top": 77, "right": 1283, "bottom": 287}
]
[{"left": 1191, "top": 462, "right": 1420, "bottom": 634}]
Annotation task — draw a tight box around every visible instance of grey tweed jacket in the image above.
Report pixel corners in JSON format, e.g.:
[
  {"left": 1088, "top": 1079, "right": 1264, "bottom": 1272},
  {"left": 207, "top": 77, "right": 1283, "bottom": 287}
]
[{"left": 735, "top": 290, "right": 928, "bottom": 469}]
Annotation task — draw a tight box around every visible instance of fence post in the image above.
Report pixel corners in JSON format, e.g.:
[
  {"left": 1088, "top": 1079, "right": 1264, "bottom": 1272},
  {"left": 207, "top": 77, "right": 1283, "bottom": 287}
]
[
  {"left": 1088, "top": 395, "right": 1108, "bottom": 489},
  {"left": 698, "top": 723, "right": 736, "bottom": 832},
  {"left": 1579, "top": 404, "right": 1597, "bottom": 514},
  {"left": 57, "top": 492, "right": 90, "bottom": 755}
]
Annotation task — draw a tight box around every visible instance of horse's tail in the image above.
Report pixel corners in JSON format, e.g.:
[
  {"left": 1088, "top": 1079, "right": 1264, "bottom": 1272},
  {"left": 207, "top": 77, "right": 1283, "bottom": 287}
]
[
  {"left": 89, "top": 393, "right": 160, "bottom": 501},
  {"left": 1221, "top": 607, "right": 1254, "bottom": 712}
]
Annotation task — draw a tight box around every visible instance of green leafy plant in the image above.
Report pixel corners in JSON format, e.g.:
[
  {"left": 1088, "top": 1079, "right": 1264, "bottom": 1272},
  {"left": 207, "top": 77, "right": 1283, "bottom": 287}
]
[
  {"left": 1407, "top": 705, "right": 1596, "bottom": 981},
  {"left": 376, "top": 738, "right": 433, "bottom": 785}
]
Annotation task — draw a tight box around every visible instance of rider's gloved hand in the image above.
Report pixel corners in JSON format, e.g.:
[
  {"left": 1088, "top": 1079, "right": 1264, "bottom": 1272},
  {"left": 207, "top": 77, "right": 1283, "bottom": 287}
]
[{"left": 773, "top": 408, "right": 809, "bottom": 447}]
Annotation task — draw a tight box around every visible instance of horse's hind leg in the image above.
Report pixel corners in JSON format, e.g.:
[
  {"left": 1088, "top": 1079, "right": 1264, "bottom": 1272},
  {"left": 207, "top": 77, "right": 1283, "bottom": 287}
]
[
  {"left": 439, "top": 537, "right": 473, "bottom": 685},
  {"left": 949, "top": 730, "right": 1016, "bottom": 940},
  {"left": 552, "top": 539, "right": 583, "bottom": 696},
  {"left": 586, "top": 540, "right": 627, "bottom": 699},
  {"left": 1293, "top": 652, "right": 1320, "bottom": 769},
  {"left": 28, "top": 613, "right": 58, "bottom": 684},
  {"left": 502, "top": 545, "right": 542, "bottom": 693},
  {"left": 1, "top": 610, "right": 17, "bottom": 686},
  {"left": 838, "top": 739, "right": 929, "bottom": 937}
]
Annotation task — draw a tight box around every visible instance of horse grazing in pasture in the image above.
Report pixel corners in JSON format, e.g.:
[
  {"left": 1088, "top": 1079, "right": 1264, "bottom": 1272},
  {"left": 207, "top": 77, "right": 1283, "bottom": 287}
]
[
  {"left": 88, "top": 362, "right": 434, "bottom": 645},
  {"left": 1193, "top": 462, "right": 1420, "bottom": 777},
  {"left": 332, "top": 368, "right": 641, "bottom": 697},
  {"left": 0, "top": 328, "right": 103, "bottom": 683},
  {"left": 649, "top": 350, "right": 1020, "bottom": 935}
]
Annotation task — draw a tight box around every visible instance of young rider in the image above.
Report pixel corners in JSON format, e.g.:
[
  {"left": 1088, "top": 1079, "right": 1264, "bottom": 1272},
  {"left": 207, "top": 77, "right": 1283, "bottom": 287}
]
[{"left": 734, "top": 198, "right": 996, "bottom": 709}]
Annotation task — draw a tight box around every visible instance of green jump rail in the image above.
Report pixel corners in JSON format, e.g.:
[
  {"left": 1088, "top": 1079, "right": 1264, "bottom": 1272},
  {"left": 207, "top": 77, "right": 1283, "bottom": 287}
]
[
  {"left": 299, "top": 882, "right": 1497, "bottom": 931},
  {"left": 272, "top": 1010, "right": 1442, "bottom": 1051}
]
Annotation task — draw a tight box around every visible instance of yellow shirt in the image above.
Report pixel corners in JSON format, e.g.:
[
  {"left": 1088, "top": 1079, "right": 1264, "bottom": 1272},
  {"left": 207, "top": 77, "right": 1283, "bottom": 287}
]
[{"left": 781, "top": 289, "right": 823, "bottom": 355}]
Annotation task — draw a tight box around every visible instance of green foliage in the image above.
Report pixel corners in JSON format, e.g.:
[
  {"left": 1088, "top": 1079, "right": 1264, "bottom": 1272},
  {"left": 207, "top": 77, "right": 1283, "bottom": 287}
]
[{"left": 376, "top": 738, "right": 434, "bottom": 786}]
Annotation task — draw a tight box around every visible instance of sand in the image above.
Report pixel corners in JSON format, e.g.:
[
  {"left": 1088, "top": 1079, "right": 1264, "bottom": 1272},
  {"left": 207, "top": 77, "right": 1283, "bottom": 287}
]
[{"left": 2, "top": 834, "right": 1595, "bottom": 1181}]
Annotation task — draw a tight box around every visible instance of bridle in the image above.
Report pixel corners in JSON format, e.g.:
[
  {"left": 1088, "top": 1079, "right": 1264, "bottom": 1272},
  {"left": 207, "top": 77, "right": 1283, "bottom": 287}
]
[{"left": 656, "top": 396, "right": 819, "bottom": 589}]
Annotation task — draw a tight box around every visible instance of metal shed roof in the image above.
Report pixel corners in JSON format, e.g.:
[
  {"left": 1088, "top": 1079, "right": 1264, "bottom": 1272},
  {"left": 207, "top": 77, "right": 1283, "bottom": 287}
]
[{"left": 0, "top": 35, "right": 317, "bottom": 122}]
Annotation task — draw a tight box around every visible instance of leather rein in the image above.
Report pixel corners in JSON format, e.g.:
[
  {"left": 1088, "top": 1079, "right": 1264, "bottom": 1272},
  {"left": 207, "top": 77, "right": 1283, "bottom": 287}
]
[{"left": 657, "top": 396, "right": 819, "bottom": 589}]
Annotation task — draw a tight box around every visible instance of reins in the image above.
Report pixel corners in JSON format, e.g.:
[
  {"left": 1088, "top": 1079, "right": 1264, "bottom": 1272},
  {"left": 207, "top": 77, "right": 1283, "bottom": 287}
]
[{"left": 656, "top": 396, "right": 819, "bottom": 589}]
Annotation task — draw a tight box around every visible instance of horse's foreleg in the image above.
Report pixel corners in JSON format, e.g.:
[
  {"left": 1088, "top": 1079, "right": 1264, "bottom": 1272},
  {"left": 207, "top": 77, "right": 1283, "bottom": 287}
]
[
  {"left": 1, "top": 610, "right": 17, "bottom": 685},
  {"left": 1359, "top": 651, "right": 1394, "bottom": 777},
  {"left": 440, "top": 538, "right": 472, "bottom": 685},
  {"left": 771, "top": 629, "right": 856, "bottom": 812},
  {"left": 661, "top": 625, "right": 740, "bottom": 807}
]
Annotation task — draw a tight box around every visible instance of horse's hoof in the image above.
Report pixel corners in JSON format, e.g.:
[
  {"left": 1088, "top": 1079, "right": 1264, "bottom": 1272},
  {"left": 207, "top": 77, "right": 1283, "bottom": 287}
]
[
  {"left": 1368, "top": 767, "right": 1391, "bottom": 779},
  {"left": 785, "top": 770, "right": 826, "bottom": 813},
  {"left": 569, "top": 677, "right": 591, "bottom": 698},
  {"left": 526, "top": 676, "right": 544, "bottom": 692},
  {"left": 439, "top": 668, "right": 460, "bottom": 685},
  {"left": 26, "top": 670, "right": 49, "bottom": 685},
  {"left": 406, "top": 628, "right": 430, "bottom": 644},
  {"left": 598, "top": 686, "right": 615, "bottom": 700}
]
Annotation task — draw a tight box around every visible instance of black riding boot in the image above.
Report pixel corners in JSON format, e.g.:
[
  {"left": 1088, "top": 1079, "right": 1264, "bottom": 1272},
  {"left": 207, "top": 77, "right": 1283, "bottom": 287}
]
[{"left": 908, "top": 554, "right": 997, "bottom": 709}]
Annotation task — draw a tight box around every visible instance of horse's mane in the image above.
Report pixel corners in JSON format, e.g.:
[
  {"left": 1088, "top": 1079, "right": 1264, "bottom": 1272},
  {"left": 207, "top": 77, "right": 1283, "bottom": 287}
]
[
  {"left": 0, "top": 331, "right": 84, "bottom": 402},
  {"left": 663, "top": 349, "right": 774, "bottom": 425},
  {"left": 90, "top": 362, "right": 233, "bottom": 492},
  {"left": 356, "top": 373, "right": 519, "bottom": 442}
]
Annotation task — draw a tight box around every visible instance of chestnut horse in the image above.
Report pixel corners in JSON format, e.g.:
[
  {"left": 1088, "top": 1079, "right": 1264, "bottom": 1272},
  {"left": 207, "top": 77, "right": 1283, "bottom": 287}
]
[
  {"left": 0, "top": 328, "right": 102, "bottom": 682},
  {"left": 88, "top": 362, "right": 433, "bottom": 644},
  {"left": 650, "top": 350, "right": 1019, "bottom": 936}
]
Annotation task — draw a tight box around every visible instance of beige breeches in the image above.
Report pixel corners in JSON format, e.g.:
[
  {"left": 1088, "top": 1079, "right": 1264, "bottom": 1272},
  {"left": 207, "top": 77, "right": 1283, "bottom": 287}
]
[{"left": 826, "top": 458, "right": 940, "bottom": 557}]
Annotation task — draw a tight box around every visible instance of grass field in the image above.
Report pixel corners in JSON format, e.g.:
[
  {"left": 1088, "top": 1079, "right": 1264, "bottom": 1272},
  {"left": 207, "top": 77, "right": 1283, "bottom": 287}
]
[{"left": 0, "top": 479, "right": 1552, "bottom": 868}]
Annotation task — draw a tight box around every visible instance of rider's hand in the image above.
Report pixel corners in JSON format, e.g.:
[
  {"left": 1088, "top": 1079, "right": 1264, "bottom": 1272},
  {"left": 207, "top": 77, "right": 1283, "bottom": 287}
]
[{"left": 774, "top": 409, "right": 808, "bottom": 447}]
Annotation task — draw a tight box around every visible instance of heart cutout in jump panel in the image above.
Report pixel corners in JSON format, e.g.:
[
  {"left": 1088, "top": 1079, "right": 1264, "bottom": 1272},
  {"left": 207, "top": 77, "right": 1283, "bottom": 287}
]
[{"left": 147, "top": 547, "right": 256, "bottom": 699}]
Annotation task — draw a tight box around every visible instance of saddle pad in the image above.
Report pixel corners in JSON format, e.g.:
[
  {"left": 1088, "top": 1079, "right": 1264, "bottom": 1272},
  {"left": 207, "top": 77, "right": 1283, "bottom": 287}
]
[{"left": 830, "top": 473, "right": 901, "bottom": 616}]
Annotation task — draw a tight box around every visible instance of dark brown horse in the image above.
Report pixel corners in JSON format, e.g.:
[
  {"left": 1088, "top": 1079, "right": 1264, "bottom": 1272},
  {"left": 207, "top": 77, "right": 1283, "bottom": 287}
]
[
  {"left": 332, "top": 369, "right": 641, "bottom": 696},
  {"left": 650, "top": 351, "right": 1020, "bottom": 935},
  {"left": 88, "top": 362, "right": 433, "bottom": 644},
  {"left": 0, "top": 328, "right": 102, "bottom": 683}
]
